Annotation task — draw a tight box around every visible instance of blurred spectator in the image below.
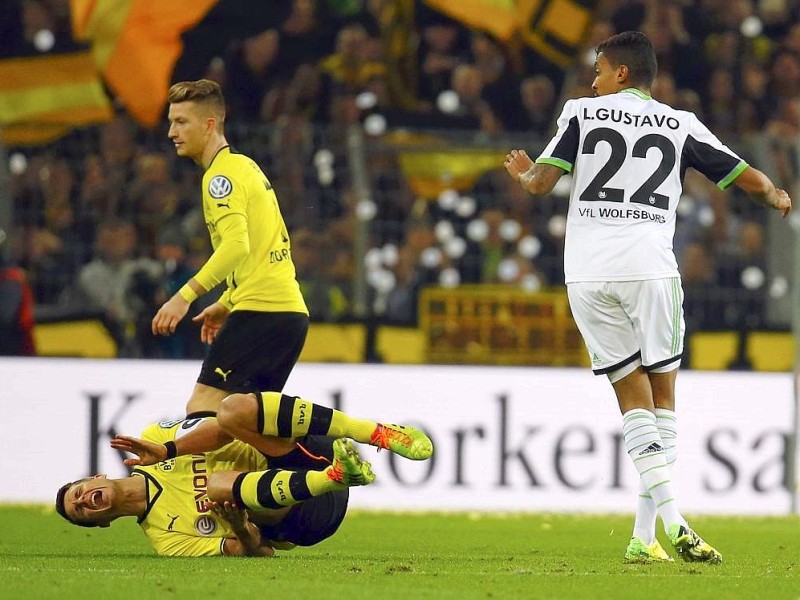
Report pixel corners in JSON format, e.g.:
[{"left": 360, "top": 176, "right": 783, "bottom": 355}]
[
  {"left": 11, "top": 157, "right": 93, "bottom": 303},
  {"left": 384, "top": 244, "right": 422, "bottom": 324},
  {"left": 139, "top": 227, "right": 210, "bottom": 359},
  {"left": 469, "top": 32, "right": 523, "bottom": 131},
  {"left": 224, "top": 28, "right": 281, "bottom": 121},
  {"left": 275, "top": 0, "right": 337, "bottom": 79},
  {"left": 518, "top": 75, "right": 557, "bottom": 136},
  {"left": 612, "top": 0, "right": 707, "bottom": 88},
  {"left": 292, "top": 226, "right": 349, "bottom": 321},
  {"left": 716, "top": 220, "right": 768, "bottom": 328},
  {"left": 763, "top": 96, "right": 800, "bottom": 191},
  {"left": 128, "top": 151, "right": 183, "bottom": 255},
  {"left": 739, "top": 60, "right": 771, "bottom": 132},
  {"left": 263, "top": 62, "right": 330, "bottom": 123},
  {"left": 768, "top": 49, "right": 800, "bottom": 104},
  {"left": 69, "top": 219, "right": 161, "bottom": 356},
  {"left": 381, "top": 218, "right": 439, "bottom": 323},
  {"left": 319, "top": 23, "right": 386, "bottom": 93},
  {"left": 448, "top": 64, "right": 501, "bottom": 133},
  {"left": 704, "top": 68, "right": 738, "bottom": 136},
  {"left": 416, "top": 15, "right": 471, "bottom": 105},
  {"left": 368, "top": 151, "right": 414, "bottom": 245},
  {"left": 0, "top": 229, "right": 36, "bottom": 356},
  {"left": 77, "top": 116, "right": 139, "bottom": 222},
  {"left": 680, "top": 240, "right": 729, "bottom": 370}
]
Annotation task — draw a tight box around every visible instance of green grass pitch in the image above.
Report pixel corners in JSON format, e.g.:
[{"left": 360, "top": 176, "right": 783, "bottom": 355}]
[{"left": 1, "top": 506, "right": 798, "bottom": 599}]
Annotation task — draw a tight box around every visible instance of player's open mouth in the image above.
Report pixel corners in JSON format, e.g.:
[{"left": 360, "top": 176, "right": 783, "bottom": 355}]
[{"left": 88, "top": 490, "right": 104, "bottom": 509}]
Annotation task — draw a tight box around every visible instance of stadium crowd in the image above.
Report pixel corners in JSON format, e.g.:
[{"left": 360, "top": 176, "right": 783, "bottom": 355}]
[{"left": 4, "top": 0, "right": 799, "bottom": 357}]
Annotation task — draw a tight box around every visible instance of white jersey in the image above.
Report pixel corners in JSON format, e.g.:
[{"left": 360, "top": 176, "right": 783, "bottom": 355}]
[{"left": 537, "top": 88, "right": 747, "bottom": 283}]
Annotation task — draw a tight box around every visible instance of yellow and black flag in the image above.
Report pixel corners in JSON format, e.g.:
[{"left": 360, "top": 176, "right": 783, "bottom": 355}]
[
  {"left": 423, "top": 0, "right": 519, "bottom": 43},
  {"left": 0, "top": 50, "right": 112, "bottom": 146},
  {"left": 71, "top": 0, "right": 219, "bottom": 128},
  {"left": 517, "top": 0, "right": 599, "bottom": 68},
  {"left": 423, "top": 0, "right": 599, "bottom": 68}
]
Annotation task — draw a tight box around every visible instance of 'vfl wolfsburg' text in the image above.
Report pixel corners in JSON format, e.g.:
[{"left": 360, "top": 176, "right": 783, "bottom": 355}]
[{"left": 578, "top": 206, "right": 666, "bottom": 223}]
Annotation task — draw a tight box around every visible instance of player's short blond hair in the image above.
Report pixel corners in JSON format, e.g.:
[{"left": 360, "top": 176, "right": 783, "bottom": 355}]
[{"left": 168, "top": 79, "right": 226, "bottom": 121}]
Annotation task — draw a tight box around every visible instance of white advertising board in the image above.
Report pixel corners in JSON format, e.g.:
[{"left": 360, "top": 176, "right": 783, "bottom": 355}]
[{"left": 0, "top": 358, "right": 793, "bottom": 514}]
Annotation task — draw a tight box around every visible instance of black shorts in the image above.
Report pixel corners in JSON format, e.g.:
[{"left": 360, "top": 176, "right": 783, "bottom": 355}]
[
  {"left": 257, "top": 489, "right": 349, "bottom": 547},
  {"left": 259, "top": 436, "right": 348, "bottom": 547},
  {"left": 198, "top": 311, "right": 308, "bottom": 393}
]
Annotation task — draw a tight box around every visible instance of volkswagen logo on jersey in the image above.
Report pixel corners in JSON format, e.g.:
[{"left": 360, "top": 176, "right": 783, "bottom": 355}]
[
  {"left": 195, "top": 515, "right": 218, "bottom": 535},
  {"left": 208, "top": 175, "right": 232, "bottom": 199}
]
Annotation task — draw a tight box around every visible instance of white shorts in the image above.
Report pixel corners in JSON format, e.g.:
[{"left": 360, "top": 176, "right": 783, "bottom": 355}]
[{"left": 567, "top": 278, "right": 685, "bottom": 383}]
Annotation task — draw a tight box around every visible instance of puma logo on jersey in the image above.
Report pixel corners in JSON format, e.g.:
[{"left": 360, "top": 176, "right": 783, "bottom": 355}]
[
  {"left": 216, "top": 200, "right": 231, "bottom": 209},
  {"left": 167, "top": 514, "right": 180, "bottom": 531},
  {"left": 214, "top": 367, "right": 232, "bottom": 381}
]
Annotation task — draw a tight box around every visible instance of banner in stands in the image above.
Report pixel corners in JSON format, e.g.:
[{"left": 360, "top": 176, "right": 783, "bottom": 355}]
[{"left": 0, "top": 358, "right": 793, "bottom": 514}]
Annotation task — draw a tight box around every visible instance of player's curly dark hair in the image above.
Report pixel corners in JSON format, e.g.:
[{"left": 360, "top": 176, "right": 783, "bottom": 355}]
[
  {"left": 596, "top": 31, "right": 658, "bottom": 88},
  {"left": 55, "top": 478, "right": 100, "bottom": 528}
]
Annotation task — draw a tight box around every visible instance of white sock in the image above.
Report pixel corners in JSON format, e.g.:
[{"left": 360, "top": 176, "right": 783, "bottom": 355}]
[
  {"left": 631, "top": 408, "right": 678, "bottom": 543},
  {"left": 623, "top": 408, "right": 686, "bottom": 535},
  {"left": 655, "top": 408, "right": 677, "bottom": 469},
  {"left": 632, "top": 479, "right": 657, "bottom": 543}
]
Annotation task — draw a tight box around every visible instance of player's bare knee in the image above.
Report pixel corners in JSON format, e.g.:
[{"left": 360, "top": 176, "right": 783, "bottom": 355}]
[
  {"left": 208, "top": 471, "right": 238, "bottom": 502},
  {"left": 217, "top": 393, "right": 256, "bottom": 433}
]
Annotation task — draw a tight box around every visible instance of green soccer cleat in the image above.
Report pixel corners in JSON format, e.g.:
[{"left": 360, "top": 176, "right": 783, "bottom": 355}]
[
  {"left": 668, "top": 524, "right": 723, "bottom": 564},
  {"left": 624, "top": 537, "right": 674, "bottom": 563},
  {"left": 327, "top": 439, "right": 375, "bottom": 486},
  {"left": 369, "top": 423, "right": 433, "bottom": 460}
]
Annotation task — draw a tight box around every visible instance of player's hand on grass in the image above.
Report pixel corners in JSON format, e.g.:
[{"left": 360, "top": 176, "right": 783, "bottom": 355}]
[
  {"left": 152, "top": 295, "right": 190, "bottom": 336},
  {"left": 206, "top": 500, "right": 248, "bottom": 529},
  {"left": 110, "top": 434, "right": 167, "bottom": 466},
  {"left": 208, "top": 500, "right": 276, "bottom": 557},
  {"left": 192, "top": 302, "right": 230, "bottom": 344}
]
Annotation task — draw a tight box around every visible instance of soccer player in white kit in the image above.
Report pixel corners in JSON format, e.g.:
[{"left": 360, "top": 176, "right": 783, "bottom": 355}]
[{"left": 505, "top": 31, "right": 792, "bottom": 563}]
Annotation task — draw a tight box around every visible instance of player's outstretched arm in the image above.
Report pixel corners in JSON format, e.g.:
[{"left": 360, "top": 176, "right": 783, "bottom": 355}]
[
  {"left": 111, "top": 419, "right": 234, "bottom": 465},
  {"left": 110, "top": 435, "right": 169, "bottom": 466},
  {"left": 733, "top": 166, "right": 792, "bottom": 218},
  {"left": 504, "top": 149, "right": 564, "bottom": 196}
]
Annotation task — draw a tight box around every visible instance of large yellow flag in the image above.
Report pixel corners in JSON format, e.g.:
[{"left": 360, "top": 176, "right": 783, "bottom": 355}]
[
  {"left": 71, "top": 0, "right": 218, "bottom": 127},
  {"left": 424, "top": 0, "right": 518, "bottom": 42},
  {"left": 423, "top": 0, "right": 598, "bottom": 67},
  {"left": 517, "top": 0, "right": 599, "bottom": 67},
  {"left": 0, "top": 51, "right": 113, "bottom": 146}
]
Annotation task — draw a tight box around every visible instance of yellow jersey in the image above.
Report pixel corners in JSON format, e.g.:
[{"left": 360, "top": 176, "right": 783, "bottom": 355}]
[
  {"left": 197, "top": 146, "right": 308, "bottom": 314},
  {"left": 135, "top": 417, "right": 268, "bottom": 556}
]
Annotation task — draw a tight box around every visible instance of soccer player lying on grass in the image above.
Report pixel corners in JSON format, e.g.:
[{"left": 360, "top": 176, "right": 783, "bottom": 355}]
[{"left": 55, "top": 391, "right": 433, "bottom": 557}]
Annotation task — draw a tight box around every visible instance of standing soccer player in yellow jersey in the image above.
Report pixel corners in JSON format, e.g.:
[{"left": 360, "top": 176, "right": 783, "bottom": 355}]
[{"left": 153, "top": 79, "right": 309, "bottom": 415}]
